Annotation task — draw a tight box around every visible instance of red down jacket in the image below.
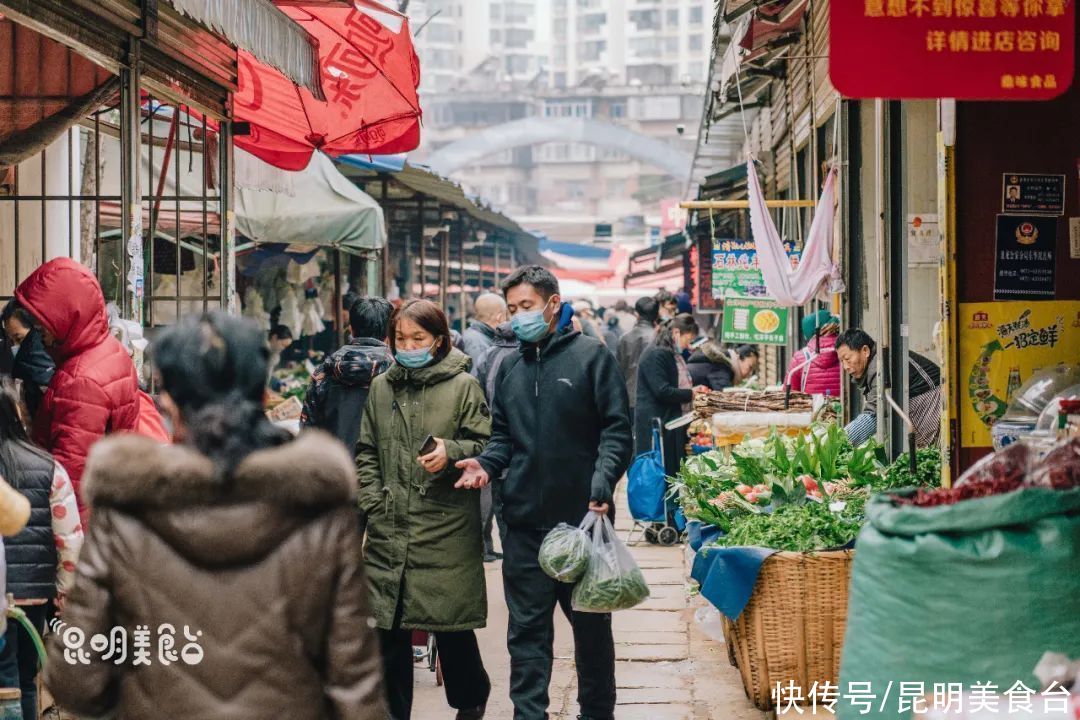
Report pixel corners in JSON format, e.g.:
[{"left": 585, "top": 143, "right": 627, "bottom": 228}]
[
  {"left": 15, "top": 258, "right": 140, "bottom": 522},
  {"left": 785, "top": 332, "right": 842, "bottom": 397}
]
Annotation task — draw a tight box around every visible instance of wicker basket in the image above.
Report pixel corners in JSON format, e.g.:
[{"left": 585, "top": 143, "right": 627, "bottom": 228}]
[{"left": 722, "top": 550, "right": 854, "bottom": 711}]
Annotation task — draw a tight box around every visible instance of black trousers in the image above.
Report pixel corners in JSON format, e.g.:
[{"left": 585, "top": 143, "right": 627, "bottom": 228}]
[
  {"left": 379, "top": 594, "right": 491, "bottom": 720},
  {"left": 481, "top": 480, "right": 507, "bottom": 554},
  {"left": 0, "top": 604, "right": 49, "bottom": 720},
  {"left": 502, "top": 527, "right": 616, "bottom": 720}
]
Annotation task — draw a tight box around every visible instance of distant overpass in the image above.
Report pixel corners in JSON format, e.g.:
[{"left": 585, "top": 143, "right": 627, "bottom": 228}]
[{"left": 424, "top": 117, "right": 694, "bottom": 180}]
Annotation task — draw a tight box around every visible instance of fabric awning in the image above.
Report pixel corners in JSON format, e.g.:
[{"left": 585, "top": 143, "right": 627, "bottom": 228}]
[
  {"left": 98, "top": 116, "right": 385, "bottom": 251},
  {"left": 169, "top": 0, "right": 323, "bottom": 98},
  {"left": 236, "top": 150, "right": 386, "bottom": 251}
]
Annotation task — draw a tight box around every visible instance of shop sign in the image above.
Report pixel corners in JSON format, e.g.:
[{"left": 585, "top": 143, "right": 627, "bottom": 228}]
[
  {"left": 830, "top": 0, "right": 1075, "bottom": 100},
  {"left": 711, "top": 238, "right": 799, "bottom": 299},
  {"left": 721, "top": 295, "right": 789, "bottom": 346},
  {"left": 959, "top": 300, "right": 1080, "bottom": 447},
  {"left": 994, "top": 214, "right": 1057, "bottom": 300},
  {"left": 1069, "top": 217, "right": 1080, "bottom": 259},
  {"left": 1001, "top": 173, "right": 1066, "bottom": 215},
  {"left": 907, "top": 213, "right": 941, "bottom": 264}
]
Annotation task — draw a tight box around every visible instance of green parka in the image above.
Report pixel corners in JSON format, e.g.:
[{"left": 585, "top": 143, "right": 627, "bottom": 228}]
[{"left": 356, "top": 348, "right": 491, "bottom": 632}]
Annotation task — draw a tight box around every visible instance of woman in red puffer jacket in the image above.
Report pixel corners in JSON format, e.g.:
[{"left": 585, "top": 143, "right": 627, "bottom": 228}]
[
  {"left": 14, "top": 258, "right": 140, "bottom": 525},
  {"left": 786, "top": 311, "right": 842, "bottom": 398}
]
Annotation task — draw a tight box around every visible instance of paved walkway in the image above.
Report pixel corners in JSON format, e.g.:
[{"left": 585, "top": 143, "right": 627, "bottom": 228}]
[{"left": 413, "top": 496, "right": 770, "bottom": 719}]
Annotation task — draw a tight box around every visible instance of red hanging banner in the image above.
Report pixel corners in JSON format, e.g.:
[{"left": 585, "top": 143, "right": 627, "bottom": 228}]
[{"left": 830, "top": 0, "right": 1075, "bottom": 100}]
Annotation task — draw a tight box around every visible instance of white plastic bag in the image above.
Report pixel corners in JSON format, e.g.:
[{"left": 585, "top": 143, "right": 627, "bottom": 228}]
[
  {"left": 538, "top": 514, "right": 593, "bottom": 583},
  {"left": 571, "top": 514, "right": 650, "bottom": 613}
]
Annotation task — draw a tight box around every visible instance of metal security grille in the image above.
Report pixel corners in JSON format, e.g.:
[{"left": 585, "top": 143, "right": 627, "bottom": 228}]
[{"left": 0, "top": 96, "right": 228, "bottom": 327}]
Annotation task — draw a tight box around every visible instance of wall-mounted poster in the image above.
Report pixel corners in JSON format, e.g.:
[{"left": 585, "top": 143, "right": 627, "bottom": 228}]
[
  {"left": 994, "top": 215, "right": 1057, "bottom": 300},
  {"left": 959, "top": 301, "right": 1080, "bottom": 448},
  {"left": 1001, "top": 173, "right": 1066, "bottom": 215}
]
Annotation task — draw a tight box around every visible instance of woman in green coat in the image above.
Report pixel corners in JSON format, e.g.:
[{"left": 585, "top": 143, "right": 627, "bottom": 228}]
[{"left": 356, "top": 299, "right": 492, "bottom": 720}]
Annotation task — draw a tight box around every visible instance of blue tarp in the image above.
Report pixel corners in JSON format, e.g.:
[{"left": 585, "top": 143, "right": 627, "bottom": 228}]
[
  {"left": 690, "top": 545, "right": 777, "bottom": 620},
  {"left": 337, "top": 153, "right": 408, "bottom": 173}
]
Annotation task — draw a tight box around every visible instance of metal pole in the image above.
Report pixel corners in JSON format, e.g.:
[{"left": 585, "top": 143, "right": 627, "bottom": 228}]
[
  {"left": 418, "top": 200, "right": 427, "bottom": 299},
  {"left": 220, "top": 119, "right": 236, "bottom": 315},
  {"left": 119, "top": 50, "right": 142, "bottom": 323},
  {"left": 874, "top": 98, "right": 889, "bottom": 450},
  {"left": 494, "top": 236, "right": 501, "bottom": 287},
  {"left": 439, "top": 227, "right": 449, "bottom": 310},
  {"left": 680, "top": 199, "right": 817, "bottom": 210},
  {"left": 334, "top": 250, "right": 343, "bottom": 344},
  {"left": 458, "top": 227, "right": 466, "bottom": 333}
]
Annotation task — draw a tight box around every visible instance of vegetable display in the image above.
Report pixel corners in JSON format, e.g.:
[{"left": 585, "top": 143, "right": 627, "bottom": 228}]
[
  {"left": 895, "top": 438, "right": 1080, "bottom": 507},
  {"left": 538, "top": 522, "right": 591, "bottom": 583},
  {"left": 675, "top": 422, "right": 944, "bottom": 551},
  {"left": 716, "top": 502, "right": 862, "bottom": 553}
]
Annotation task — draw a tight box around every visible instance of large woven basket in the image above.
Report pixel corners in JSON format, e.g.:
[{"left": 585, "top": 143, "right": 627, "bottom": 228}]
[{"left": 723, "top": 550, "right": 854, "bottom": 710}]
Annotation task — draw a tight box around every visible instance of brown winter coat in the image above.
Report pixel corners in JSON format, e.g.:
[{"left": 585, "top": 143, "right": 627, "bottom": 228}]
[{"left": 44, "top": 431, "right": 387, "bottom": 720}]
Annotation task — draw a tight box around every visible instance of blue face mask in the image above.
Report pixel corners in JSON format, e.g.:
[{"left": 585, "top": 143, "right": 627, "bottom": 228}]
[
  {"left": 395, "top": 342, "right": 436, "bottom": 369},
  {"left": 511, "top": 303, "right": 554, "bottom": 343}
]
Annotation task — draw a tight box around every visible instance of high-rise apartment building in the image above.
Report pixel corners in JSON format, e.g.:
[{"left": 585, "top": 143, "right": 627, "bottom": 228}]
[
  {"left": 404, "top": 0, "right": 549, "bottom": 94},
  {"left": 551, "top": 0, "right": 715, "bottom": 89}
]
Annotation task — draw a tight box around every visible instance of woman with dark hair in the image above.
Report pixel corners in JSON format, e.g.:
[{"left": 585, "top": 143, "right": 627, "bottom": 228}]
[
  {"left": 635, "top": 314, "right": 708, "bottom": 476},
  {"left": 357, "top": 299, "right": 492, "bottom": 720},
  {"left": 44, "top": 311, "right": 387, "bottom": 720},
  {"left": 1, "top": 300, "right": 55, "bottom": 420},
  {"left": 0, "top": 377, "right": 81, "bottom": 720},
  {"left": 687, "top": 341, "right": 760, "bottom": 391}
]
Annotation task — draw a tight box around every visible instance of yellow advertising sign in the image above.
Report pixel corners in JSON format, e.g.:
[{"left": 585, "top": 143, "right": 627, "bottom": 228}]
[{"left": 959, "top": 300, "right": 1080, "bottom": 448}]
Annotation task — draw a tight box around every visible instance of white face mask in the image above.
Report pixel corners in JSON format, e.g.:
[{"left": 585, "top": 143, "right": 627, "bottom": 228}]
[{"left": 9, "top": 344, "right": 19, "bottom": 359}]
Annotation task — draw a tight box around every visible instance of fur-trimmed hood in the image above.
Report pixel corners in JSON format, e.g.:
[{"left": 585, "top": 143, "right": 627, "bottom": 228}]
[
  {"left": 83, "top": 430, "right": 356, "bottom": 567},
  {"left": 688, "top": 340, "right": 732, "bottom": 368}
]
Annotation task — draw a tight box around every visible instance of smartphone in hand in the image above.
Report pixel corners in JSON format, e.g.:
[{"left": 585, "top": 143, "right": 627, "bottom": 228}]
[{"left": 419, "top": 434, "right": 437, "bottom": 457}]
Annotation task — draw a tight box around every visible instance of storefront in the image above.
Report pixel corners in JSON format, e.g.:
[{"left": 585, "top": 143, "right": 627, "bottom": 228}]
[
  {"left": 338, "top": 161, "right": 543, "bottom": 331},
  {"left": 0, "top": 0, "right": 327, "bottom": 326}
]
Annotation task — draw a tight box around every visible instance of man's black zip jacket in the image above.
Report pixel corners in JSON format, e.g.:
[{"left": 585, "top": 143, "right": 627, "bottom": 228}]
[{"left": 477, "top": 328, "right": 633, "bottom": 530}]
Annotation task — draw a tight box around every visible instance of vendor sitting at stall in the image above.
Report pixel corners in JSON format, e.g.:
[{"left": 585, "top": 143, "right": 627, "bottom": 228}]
[{"left": 836, "top": 328, "right": 942, "bottom": 448}]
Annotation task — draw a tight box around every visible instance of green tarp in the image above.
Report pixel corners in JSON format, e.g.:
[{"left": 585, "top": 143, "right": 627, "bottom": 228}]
[{"left": 837, "top": 488, "right": 1080, "bottom": 719}]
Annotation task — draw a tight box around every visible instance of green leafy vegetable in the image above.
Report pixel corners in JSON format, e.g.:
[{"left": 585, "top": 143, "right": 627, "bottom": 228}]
[
  {"left": 714, "top": 502, "right": 861, "bottom": 553},
  {"left": 538, "top": 523, "right": 591, "bottom": 583}
]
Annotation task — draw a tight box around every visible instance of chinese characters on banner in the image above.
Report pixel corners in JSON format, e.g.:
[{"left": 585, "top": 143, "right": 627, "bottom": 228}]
[
  {"left": 830, "top": 0, "right": 1075, "bottom": 99},
  {"left": 958, "top": 300, "right": 1080, "bottom": 447},
  {"left": 712, "top": 238, "right": 800, "bottom": 299}
]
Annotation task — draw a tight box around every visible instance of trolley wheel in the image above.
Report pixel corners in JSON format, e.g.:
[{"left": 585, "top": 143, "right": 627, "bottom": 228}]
[
  {"left": 658, "top": 526, "right": 679, "bottom": 546},
  {"left": 644, "top": 527, "right": 659, "bottom": 544}
]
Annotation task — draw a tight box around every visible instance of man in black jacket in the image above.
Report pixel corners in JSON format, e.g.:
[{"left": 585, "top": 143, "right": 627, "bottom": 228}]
[
  {"left": 301, "top": 297, "right": 393, "bottom": 532},
  {"left": 457, "top": 266, "right": 633, "bottom": 720}
]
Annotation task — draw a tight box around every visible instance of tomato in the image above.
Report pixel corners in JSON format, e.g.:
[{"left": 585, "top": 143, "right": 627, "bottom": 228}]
[
  {"left": 753, "top": 484, "right": 768, "bottom": 493},
  {"left": 800, "top": 476, "right": 820, "bottom": 493},
  {"left": 735, "top": 484, "right": 752, "bottom": 495},
  {"left": 745, "top": 492, "right": 758, "bottom": 503}
]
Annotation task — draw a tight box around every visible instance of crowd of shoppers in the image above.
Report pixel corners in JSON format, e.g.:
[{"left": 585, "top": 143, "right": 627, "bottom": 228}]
[{"left": 0, "top": 251, "right": 944, "bottom": 720}]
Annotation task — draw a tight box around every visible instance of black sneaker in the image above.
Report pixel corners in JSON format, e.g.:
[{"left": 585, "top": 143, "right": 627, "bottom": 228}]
[{"left": 456, "top": 704, "right": 485, "bottom": 720}]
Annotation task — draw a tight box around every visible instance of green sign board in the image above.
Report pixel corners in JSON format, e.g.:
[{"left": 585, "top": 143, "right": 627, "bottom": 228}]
[
  {"left": 712, "top": 238, "right": 800, "bottom": 299},
  {"left": 721, "top": 295, "right": 789, "bottom": 346}
]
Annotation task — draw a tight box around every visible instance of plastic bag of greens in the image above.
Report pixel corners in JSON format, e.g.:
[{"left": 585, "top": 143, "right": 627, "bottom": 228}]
[
  {"left": 572, "top": 514, "right": 650, "bottom": 613},
  {"left": 539, "top": 515, "right": 593, "bottom": 583}
]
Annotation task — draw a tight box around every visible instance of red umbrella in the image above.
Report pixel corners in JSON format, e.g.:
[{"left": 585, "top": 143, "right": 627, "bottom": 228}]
[{"left": 235, "top": 0, "right": 421, "bottom": 171}]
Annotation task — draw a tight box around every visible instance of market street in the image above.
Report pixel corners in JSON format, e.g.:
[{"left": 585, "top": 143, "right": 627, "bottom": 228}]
[{"left": 414, "top": 497, "right": 769, "bottom": 720}]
